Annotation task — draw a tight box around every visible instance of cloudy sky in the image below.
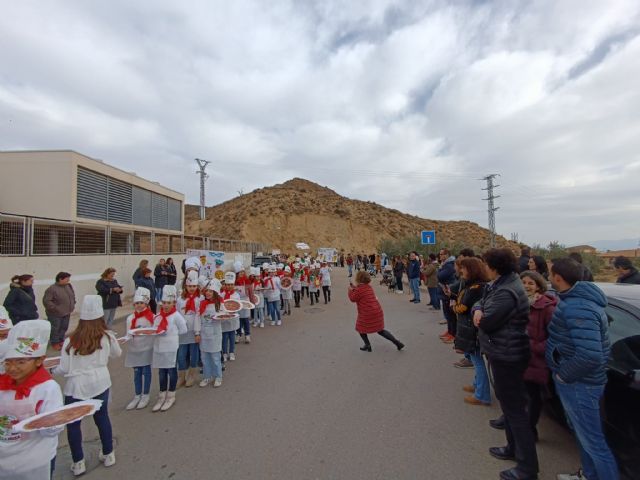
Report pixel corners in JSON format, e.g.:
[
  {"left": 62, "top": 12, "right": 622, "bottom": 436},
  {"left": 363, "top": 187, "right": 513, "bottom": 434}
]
[{"left": 2, "top": 1, "right": 639, "bottom": 247}]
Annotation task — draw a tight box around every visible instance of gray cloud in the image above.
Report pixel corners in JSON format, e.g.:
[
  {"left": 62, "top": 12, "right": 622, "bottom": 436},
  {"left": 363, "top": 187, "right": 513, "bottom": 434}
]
[{"left": 1, "top": 0, "right": 639, "bottom": 247}]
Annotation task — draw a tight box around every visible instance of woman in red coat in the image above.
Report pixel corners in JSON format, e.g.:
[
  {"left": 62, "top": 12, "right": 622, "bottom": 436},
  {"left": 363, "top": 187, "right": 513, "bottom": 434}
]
[
  {"left": 521, "top": 270, "right": 558, "bottom": 441},
  {"left": 348, "top": 271, "right": 404, "bottom": 352}
]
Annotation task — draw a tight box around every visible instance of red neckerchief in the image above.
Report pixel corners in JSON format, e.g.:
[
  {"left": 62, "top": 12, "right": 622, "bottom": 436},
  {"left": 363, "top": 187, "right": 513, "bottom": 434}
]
[
  {"left": 263, "top": 277, "right": 275, "bottom": 289},
  {"left": 0, "top": 366, "right": 52, "bottom": 400},
  {"left": 222, "top": 289, "right": 235, "bottom": 300},
  {"left": 199, "top": 298, "right": 218, "bottom": 315},
  {"left": 131, "top": 308, "right": 154, "bottom": 330},
  {"left": 235, "top": 276, "right": 249, "bottom": 286},
  {"left": 184, "top": 292, "right": 199, "bottom": 314},
  {"left": 156, "top": 306, "right": 177, "bottom": 334}
]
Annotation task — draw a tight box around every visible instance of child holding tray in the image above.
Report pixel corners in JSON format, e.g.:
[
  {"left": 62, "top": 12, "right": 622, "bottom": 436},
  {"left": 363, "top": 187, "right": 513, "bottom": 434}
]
[
  {"left": 220, "top": 272, "right": 241, "bottom": 360},
  {"left": 151, "top": 285, "right": 187, "bottom": 412},
  {"left": 124, "top": 287, "right": 154, "bottom": 411},
  {"left": 176, "top": 271, "right": 201, "bottom": 388},
  {"left": 198, "top": 279, "right": 224, "bottom": 387},
  {"left": 0, "top": 320, "right": 63, "bottom": 480},
  {"left": 53, "top": 295, "right": 122, "bottom": 476},
  {"left": 234, "top": 265, "right": 252, "bottom": 344}
]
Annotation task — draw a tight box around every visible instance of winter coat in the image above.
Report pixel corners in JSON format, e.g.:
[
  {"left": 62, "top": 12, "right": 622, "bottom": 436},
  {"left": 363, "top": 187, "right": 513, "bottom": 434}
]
[
  {"left": 546, "top": 282, "right": 611, "bottom": 385},
  {"left": 154, "top": 264, "right": 169, "bottom": 289},
  {"left": 393, "top": 262, "right": 405, "bottom": 277},
  {"left": 422, "top": 263, "right": 438, "bottom": 288},
  {"left": 166, "top": 263, "right": 178, "bottom": 285},
  {"left": 43, "top": 283, "right": 76, "bottom": 318},
  {"left": 524, "top": 293, "right": 558, "bottom": 385},
  {"left": 3, "top": 283, "right": 38, "bottom": 324},
  {"left": 478, "top": 272, "right": 531, "bottom": 364},
  {"left": 518, "top": 255, "right": 530, "bottom": 273},
  {"left": 407, "top": 259, "right": 421, "bottom": 280},
  {"left": 453, "top": 281, "right": 485, "bottom": 353},
  {"left": 437, "top": 257, "right": 456, "bottom": 286},
  {"left": 95, "top": 279, "right": 123, "bottom": 309},
  {"left": 617, "top": 267, "right": 640, "bottom": 284},
  {"left": 348, "top": 284, "right": 384, "bottom": 334},
  {"left": 136, "top": 277, "right": 156, "bottom": 301},
  {"left": 132, "top": 268, "right": 145, "bottom": 285}
]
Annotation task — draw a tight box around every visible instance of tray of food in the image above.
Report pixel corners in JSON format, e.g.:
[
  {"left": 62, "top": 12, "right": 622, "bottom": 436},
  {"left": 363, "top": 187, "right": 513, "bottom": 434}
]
[
  {"left": 129, "top": 327, "right": 161, "bottom": 336},
  {"left": 43, "top": 357, "right": 61, "bottom": 369},
  {"left": 116, "top": 336, "right": 130, "bottom": 344},
  {"left": 214, "top": 313, "right": 239, "bottom": 320},
  {"left": 240, "top": 300, "right": 255, "bottom": 310},
  {"left": 12, "top": 400, "right": 102, "bottom": 433},
  {"left": 280, "top": 277, "right": 292, "bottom": 289},
  {"left": 223, "top": 299, "right": 242, "bottom": 313}
]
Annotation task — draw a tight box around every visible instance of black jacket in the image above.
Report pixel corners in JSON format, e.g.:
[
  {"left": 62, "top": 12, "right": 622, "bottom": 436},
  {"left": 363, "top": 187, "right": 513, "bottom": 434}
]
[
  {"left": 407, "top": 259, "right": 421, "bottom": 280},
  {"left": 3, "top": 283, "right": 38, "bottom": 324},
  {"left": 518, "top": 255, "right": 530, "bottom": 273},
  {"left": 95, "top": 279, "right": 123, "bottom": 309},
  {"left": 166, "top": 264, "right": 178, "bottom": 286},
  {"left": 454, "top": 281, "right": 485, "bottom": 353},
  {"left": 478, "top": 272, "right": 531, "bottom": 363},
  {"left": 618, "top": 267, "right": 640, "bottom": 285},
  {"left": 136, "top": 277, "right": 156, "bottom": 300},
  {"left": 393, "top": 262, "right": 405, "bottom": 277},
  {"left": 154, "top": 264, "right": 169, "bottom": 289}
]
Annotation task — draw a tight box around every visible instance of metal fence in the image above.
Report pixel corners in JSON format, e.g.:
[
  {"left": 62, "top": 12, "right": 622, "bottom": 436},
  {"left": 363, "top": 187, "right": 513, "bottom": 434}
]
[{"left": 0, "top": 212, "right": 270, "bottom": 257}]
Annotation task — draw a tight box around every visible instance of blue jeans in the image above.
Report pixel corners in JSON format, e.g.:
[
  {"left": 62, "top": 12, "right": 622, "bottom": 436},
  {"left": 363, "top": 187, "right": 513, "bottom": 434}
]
[
  {"left": 237, "top": 317, "right": 251, "bottom": 336},
  {"left": 427, "top": 287, "right": 440, "bottom": 309},
  {"left": 222, "top": 331, "right": 236, "bottom": 354},
  {"left": 554, "top": 380, "right": 619, "bottom": 480},
  {"left": 65, "top": 389, "right": 112, "bottom": 463},
  {"left": 133, "top": 365, "right": 152, "bottom": 395},
  {"left": 177, "top": 343, "right": 200, "bottom": 370},
  {"left": 201, "top": 351, "right": 222, "bottom": 379},
  {"left": 254, "top": 305, "right": 264, "bottom": 324},
  {"left": 409, "top": 278, "right": 420, "bottom": 301},
  {"left": 348, "top": 264, "right": 353, "bottom": 276},
  {"left": 268, "top": 300, "right": 281, "bottom": 321},
  {"left": 469, "top": 351, "right": 491, "bottom": 403},
  {"left": 158, "top": 367, "right": 177, "bottom": 392}
]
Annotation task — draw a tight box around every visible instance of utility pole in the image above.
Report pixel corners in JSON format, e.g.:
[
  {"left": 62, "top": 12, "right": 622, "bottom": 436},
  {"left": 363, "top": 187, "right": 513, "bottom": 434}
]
[
  {"left": 195, "top": 158, "right": 211, "bottom": 220},
  {"left": 481, "top": 174, "right": 500, "bottom": 248}
]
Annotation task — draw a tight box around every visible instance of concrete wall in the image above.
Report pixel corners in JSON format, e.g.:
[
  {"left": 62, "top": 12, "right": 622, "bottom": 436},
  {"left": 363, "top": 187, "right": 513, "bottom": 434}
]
[{"left": 0, "top": 252, "right": 253, "bottom": 320}]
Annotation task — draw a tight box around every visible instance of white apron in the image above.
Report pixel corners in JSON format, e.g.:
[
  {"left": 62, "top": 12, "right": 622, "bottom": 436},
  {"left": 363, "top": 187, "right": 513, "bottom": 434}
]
[
  {"left": 124, "top": 314, "right": 154, "bottom": 368},
  {"left": 177, "top": 296, "right": 201, "bottom": 345},
  {"left": 152, "top": 311, "right": 187, "bottom": 369},
  {"left": 200, "top": 304, "right": 222, "bottom": 353},
  {"left": 221, "top": 292, "right": 241, "bottom": 332}
]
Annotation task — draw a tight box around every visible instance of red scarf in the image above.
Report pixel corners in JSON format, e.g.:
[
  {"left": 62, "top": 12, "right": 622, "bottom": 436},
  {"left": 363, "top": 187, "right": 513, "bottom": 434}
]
[
  {"left": 263, "top": 277, "right": 275, "bottom": 289},
  {"left": 0, "top": 366, "right": 52, "bottom": 400},
  {"left": 156, "top": 306, "right": 177, "bottom": 334},
  {"left": 184, "top": 292, "right": 199, "bottom": 314},
  {"left": 131, "top": 308, "right": 154, "bottom": 330},
  {"left": 222, "top": 289, "right": 235, "bottom": 300},
  {"left": 199, "top": 298, "right": 218, "bottom": 315}
]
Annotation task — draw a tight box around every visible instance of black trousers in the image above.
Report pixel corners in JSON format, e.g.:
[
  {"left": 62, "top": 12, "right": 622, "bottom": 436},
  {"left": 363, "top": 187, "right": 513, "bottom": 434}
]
[
  {"left": 360, "top": 330, "right": 400, "bottom": 347},
  {"left": 293, "top": 290, "right": 301, "bottom": 306},
  {"left": 525, "top": 381, "right": 544, "bottom": 435},
  {"left": 301, "top": 286, "right": 309, "bottom": 298},
  {"left": 491, "top": 359, "right": 539, "bottom": 476},
  {"left": 395, "top": 275, "right": 403, "bottom": 291},
  {"left": 322, "top": 285, "right": 331, "bottom": 303}
]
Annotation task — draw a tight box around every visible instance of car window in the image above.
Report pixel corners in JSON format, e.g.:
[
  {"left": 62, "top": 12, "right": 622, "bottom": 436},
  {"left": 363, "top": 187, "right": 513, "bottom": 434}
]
[
  {"left": 606, "top": 306, "right": 640, "bottom": 373},
  {"left": 606, "top": 305, "right": 640, "bottom": 343}
]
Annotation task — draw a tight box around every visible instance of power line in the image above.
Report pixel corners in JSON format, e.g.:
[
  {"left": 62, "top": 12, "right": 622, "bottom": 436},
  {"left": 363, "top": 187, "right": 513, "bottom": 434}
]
[
  {"left": 481, "top": 174, "right": 500, "bottom": 248},
  {"left": 195, "top": 158, "right": 211, "bottom": 220}
]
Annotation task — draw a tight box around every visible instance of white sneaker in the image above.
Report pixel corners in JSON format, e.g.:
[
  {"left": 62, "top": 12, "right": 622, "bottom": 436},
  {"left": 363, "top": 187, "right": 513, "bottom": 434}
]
[
  {"left": 160, "top": 391, "right": 176, "bottom": 411},
  {"left": 235, "top": 336, "right": 240, "bottom": 344},
  {"left": 245, "top": 335, "right": 251, "bottom": 344},
  {"left": 126, "top": 395, "right": 141, "bottom": 410},
  {"left": 270, "top": 321, "right": 276, "bottom": 326},
  {"left": 260, "top": 323, "right": 265, "bottom": 328},
  {"left": 99, "top": 450, "right": 116, "bottom": 467},
  {"left": 229, "top": 352, "right": 236, "bottom": 361},
  {"left": 199, "top": 378, "right": 211, "bottom": 387},
  {"left": 136, "top": 394, "right": 150, "bottom": 409},
  {"left": 213, "top": 377, "right": 222, "bottom": 388},
  {"left": 70, "top": 459, "right": 86, "bottom": 476},
  {"left": 223, "top": 353, "right": 228, "bottom": 362},
  {"left": 557, "top": 471, "right": 586, "bottom": 480},
  {"left": 276, "top": 320, "right": 282, "bottom": 326},
  {"left": 152, "top": 392, "right": 166, "bottom": 412},
  {"left": 396, "top": 290, "right": 403, "bottom": 294}
]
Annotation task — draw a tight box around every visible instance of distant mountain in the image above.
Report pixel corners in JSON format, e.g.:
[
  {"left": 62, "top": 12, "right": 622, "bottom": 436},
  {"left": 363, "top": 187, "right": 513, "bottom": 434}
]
[
  {"left": 587, "top": 238, "right": 640, "bottom": 251},
  {"left": 184, "top": 178, "right": 519, "bottom": 253}
]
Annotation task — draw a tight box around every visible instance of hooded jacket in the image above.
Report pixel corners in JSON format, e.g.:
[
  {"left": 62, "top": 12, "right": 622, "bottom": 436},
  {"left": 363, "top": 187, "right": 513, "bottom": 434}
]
[
  {"left": 524, "top": 293, "right": 558, "bottom": 385},
  {"left": 437, "top": 256, "right": 456, "bottom": 287},
  {"left": 3, "top": 282, "right": 38, "bottom": 324},
  {"left": 546, "top": 282, "right": 611, "bottom": 385},
  {"left": 617, "top": 267, "right": 640, "bottom": 285}
]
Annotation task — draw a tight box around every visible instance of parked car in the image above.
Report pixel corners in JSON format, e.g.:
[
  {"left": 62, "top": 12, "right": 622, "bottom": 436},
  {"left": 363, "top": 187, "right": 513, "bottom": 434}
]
[{"left": 251, "top": 255, "right": 274, "bottom": 268}]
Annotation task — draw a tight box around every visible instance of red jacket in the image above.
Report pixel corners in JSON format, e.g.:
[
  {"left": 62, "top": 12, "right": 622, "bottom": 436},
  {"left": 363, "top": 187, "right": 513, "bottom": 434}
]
[
  {"left": 348, "top": 283, "right": 384, "bottom": 334},
  {"left": 524, "top": 293, "right": 558, "bottom": 385}
]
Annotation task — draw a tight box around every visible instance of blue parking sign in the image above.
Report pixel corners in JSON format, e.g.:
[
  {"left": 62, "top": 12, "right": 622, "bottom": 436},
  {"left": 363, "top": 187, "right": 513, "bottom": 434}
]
[{"left": 421, "top": 230, "right": 436, "bottom": 245}]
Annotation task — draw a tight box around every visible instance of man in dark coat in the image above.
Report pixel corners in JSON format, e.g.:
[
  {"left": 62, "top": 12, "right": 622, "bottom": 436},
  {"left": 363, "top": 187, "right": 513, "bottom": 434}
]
[
  {"left": 407, "top": 251, "right": 421, "bottom": 303},
  {"left": 613, "top": 255, "right": 640, "bottom": 284},
  {"left": 517, "top": 247, "right": 531, "bottom": 273},
  {"left": 568, "top": 252, "right": 594, "bottom": 281}
]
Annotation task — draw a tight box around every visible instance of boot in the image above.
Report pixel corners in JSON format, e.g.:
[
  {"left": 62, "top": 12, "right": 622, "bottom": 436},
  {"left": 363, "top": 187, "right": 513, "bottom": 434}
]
[
  {"left": 185, "top": 367, "right": 197, "bottom": 387},
  {"left": 125, "top": 395, "right": 141, "bottom": 410},
  {"left": 176, "top": 370, "right": 186, "bottom": 389},
  {"left": 136, "top": 394, "right": 150, "bottom": 409},
  {"left": 379, "top": 330, "right": 405, "bottom": 350},
  {"left": 161, "top": 391, "right": 176, "bottom": 411},
  {"left": 152, "top": 391, "right": 166, "bottom": 412}
]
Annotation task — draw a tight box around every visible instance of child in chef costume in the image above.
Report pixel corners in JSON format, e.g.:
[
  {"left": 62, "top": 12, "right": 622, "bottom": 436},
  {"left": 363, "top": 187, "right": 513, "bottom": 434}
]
[
  {"left": 124, "top": 287, "right": 154, "bottom": 411},
  {"left": 176, "top": 271, "right": 201, "bottom": 388},
  {"left": 292, "top": 265, "right": 302, "bottom": 308},
  {"left": 198, "top": 279, "right": 223, "bottom": 387},
  {"left": 249, "top": 268, "right": 264, "bottom": 328},
  {"left": 300, "top": 266, "right": 310, "bottom": 300},
  {"left": 53, "top": 295, "right": 122, "bottom": 476},
  {"left": 220, "top": 272, "right": 241, "bottom": 361},
  {"left": 320, "top": 262, "right": 332, "bottom": 304},
  {"left": 281, "top": 266, "right": 293, "bottom": 316},
  {"left": 0, "top": 320, "right": 63, "bottom": 480},
  {"left": 234, "top": 263, "right": 252, "bottom": 344},
  {"left": 151, "top": 285, "right": 187, "bottom": 412},
  {"left": 308, "top": 266, "right": 320, "bottom": 306},
  {"left": 263, "top": 267, "right": 282, "bottom": 326},
  {"left": 0, "top": 306, "right": 13, "bottom": 374}
]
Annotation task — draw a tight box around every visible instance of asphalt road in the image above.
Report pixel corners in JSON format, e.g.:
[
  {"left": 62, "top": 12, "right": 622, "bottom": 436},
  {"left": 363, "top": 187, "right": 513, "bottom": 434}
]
[{"left": 52, "top": 269, "right": 580, "bottom": 480}]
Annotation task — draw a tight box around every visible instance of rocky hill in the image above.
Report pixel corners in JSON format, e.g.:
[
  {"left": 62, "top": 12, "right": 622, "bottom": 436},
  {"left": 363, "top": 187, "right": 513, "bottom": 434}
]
[{"left": 184, "top": 178, "right": 518, "bottom": 253}]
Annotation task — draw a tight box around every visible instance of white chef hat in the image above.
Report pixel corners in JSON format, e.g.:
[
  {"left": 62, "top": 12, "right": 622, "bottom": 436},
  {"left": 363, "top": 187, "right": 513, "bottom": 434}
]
[
  {"left": 206, "top": 278, "right": 222, "bottom": 294},
  {"left": 0, "top": 306, "right": 13, "bottom": 331},
  {"left": 184, "top": 256, "right": 201, "bottom": 271},
  {"left": 233, "top": 260, "right": 244, "bottom": 273},
  {"left": 268, "top": 265, "right": 277, "bottom": 273},
  {"left": 249, "top": 267, "right": 260, "bottom": 276},
  {"left": 80, "top": 295, "right": 104, "bottom": 321},
  {"left": 185, "top": 270, "right": 199, "bottom": 287},
  {"left": 293, "top": 263, "right": 301, "bottom": 269},
  {"left": 277, "top": 263, "right": 284, "bottom": 269},
  {"left": 133, "top": 287, "right": 151, "bottom": 304},
  {"left": 162, "top": 285, "right": 178, "bottom": 302},
  {"left": 284, "top": 266, "right": 291, "bottom": 273},
  {"left": 224, "top": 271, "right": 236, "bottom": 284},
  {"left": 4, "top": 319, "right": 50, "bottom": 358},
  {"left": 261, "top": 262, "right": 270, "bottom": 270},
  {"left": 198, "top": 275, "right": 209, "bottom": 289}
]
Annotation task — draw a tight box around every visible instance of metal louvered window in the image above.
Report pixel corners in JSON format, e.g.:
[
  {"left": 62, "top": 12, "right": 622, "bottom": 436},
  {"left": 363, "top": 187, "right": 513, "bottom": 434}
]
[
  {"left": 151, "top": 193, "right": 168, "bottom": 229},
  {"left": 132, "top": 187, "right": 152, "bottom": 227},
  {"left": 107, "top": 178, "right": 132, "bottom": 223},
  {"left": 77, "top": 167, "right": 107, "bottom": 220},
  {"left": 168, "top": 198, "right": 182, "bottom": 230}
]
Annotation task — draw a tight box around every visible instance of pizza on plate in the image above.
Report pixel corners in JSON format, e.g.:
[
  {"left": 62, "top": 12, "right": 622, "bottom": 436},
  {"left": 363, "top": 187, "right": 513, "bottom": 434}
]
[
  {"left": 214, "top": 313, "right": 239, "bottom": 320},
  {"left": 24, "top": 404, "right": 94, "bottom": 430},
  {"left": 223, "top": 299, "right": 242, "bottom": 312}
]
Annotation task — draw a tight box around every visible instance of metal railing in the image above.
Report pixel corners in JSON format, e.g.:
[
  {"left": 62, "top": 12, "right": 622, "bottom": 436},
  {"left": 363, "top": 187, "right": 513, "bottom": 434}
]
[{"left": 0, "top": 212, "right": 270, "bottom": 257}]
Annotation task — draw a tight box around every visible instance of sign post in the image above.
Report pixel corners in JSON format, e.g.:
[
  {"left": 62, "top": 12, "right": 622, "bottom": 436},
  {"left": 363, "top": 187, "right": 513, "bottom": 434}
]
[{"left": 420, "top": 230, "right": 436, "bottom": 245}]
